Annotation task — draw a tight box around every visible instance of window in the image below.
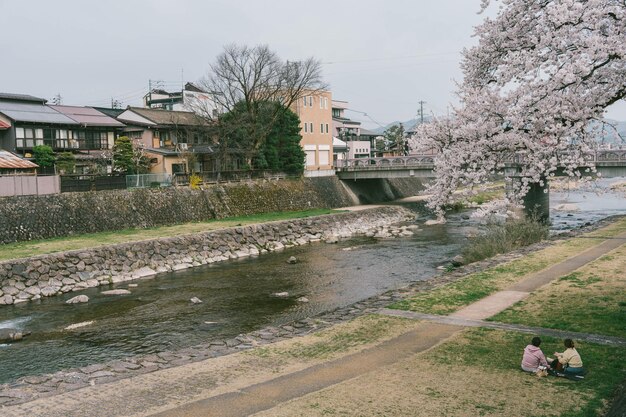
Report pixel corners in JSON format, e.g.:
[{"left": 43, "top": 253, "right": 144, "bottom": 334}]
[
  {"left": 303, "top": 96, "right": 307, "bottom": 107},
  {"left": 319, "top": 150, "right": 329, "bottom": 165},
  {"left": 324, "top": 98, "right": 328, "bottom": 109},
  {"left": 319, "top": 98, "right": 323, "bottom": 109},
  {"left": 309, "top": 122, "right": 313, "bottom": 133},
  {"left": 305, "top": 150, "right": 316, "bottom": 166},
  {"left": 332, "top": 109, "right": 340, "bottom": 117},
  {"left": 304, "top": 123, "right": 308, "bottom": 133},
  {"left": 320, "top": 123, "right": 324, "bottom": 133},
  {"left": 308, "top": 96, "right": 313, "bottom": 107},
  {"left": 325, "top": 123, "right": 329, "bottom": 134}
]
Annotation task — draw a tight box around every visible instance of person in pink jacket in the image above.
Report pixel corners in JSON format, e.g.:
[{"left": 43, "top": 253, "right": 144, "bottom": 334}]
[{"left": 521, "top": 336, "right": 549, "bottom": 373}]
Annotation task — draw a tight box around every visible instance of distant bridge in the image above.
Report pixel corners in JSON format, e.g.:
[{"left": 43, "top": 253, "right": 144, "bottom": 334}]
[{"left": 336, "top": 151, "right": 626, "bottom": 180}]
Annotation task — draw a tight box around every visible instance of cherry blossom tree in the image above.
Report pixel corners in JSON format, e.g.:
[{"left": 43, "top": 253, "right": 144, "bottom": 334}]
[{"left": 417, "top": 0, "right": 626, "bottom": 219}]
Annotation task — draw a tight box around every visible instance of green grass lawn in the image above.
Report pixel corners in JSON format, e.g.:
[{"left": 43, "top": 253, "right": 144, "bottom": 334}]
[
  {"left": 428, "top": 328, "right": 626, "bottom": 417},
  {"left": 389, "top": 217, "right": 626, "bottom": 315},
  {"left": 0, "top": 209, "right": 342, "bottom": 262},
  {"left": 490, "top": 245, "right": 626, "bottom": 338}
]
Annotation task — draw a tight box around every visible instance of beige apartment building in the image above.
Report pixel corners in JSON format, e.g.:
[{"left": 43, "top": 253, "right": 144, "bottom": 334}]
[{"left": 291, "top": 91, "right": 334, "bottom": 176}]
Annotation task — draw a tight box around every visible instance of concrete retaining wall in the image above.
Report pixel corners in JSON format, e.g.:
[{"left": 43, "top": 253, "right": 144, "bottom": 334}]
[{"left": 0, "top": 177, "right": 426, "bottom": 244}]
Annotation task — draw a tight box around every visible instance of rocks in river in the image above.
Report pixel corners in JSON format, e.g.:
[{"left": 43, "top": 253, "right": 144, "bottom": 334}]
[
  {"left": 324, "top": 235, "right": 339, "bottom": 244},
  {"left": 287, "top": 256, "right": 298, "bottom": 264},
  {"left": 190, "top": 297, "right": 203, "bottom": 304},
  {"left": 101, "top": 289, "right": 131, "bottom": 296},
  {"left": 64, "top": 321, "right": 94, "bottom": 330},
  {"left": 296, "top": 297, "right": 309, "bottom": 303},
  {"left": 425, "top": 219, "right": 446, "bottom": 226},
  {"left": 272, "top": 292, "right": 289, "bottom": 298},
  {"left": 131, "top": 267, "right": 157, "bottom": 279},
  {"left": 0, "top": 206, "right": 414, "bottom": 307},
  {"left": 554, "top": 203, "right": 580, "bottom": 211},
  {"left": 451, "top": 255, "right": 465, "bottom": 267},
  {"left": 66, "top": 295, "right": 89, "bottom": 304},
  {"left": 0, "top": 328, "right": 30, "bottom": 343}
]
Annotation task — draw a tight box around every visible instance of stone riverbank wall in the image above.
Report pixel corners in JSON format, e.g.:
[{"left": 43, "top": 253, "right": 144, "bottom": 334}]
[
  {"left": 0, "top": 177, "right": 425, "bottom": 244},
  {"left": 0, "top": 206, "right": 414, "bottom": 306}
]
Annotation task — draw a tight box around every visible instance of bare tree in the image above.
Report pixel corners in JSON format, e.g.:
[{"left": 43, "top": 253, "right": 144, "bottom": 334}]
[{"left": 197, "top": 44, "right": 327, "bottom": 164}]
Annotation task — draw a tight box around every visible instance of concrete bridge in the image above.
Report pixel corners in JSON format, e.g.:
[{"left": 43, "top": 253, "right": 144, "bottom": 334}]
[
  {"left": 336, "top": 150, "right": 626, "bottom": 180},
  {"left": 336, "top": 150, "right": 626, "bottom": 221}
]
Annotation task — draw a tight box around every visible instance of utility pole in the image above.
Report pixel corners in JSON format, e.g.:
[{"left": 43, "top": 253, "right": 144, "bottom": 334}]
[
  {"left": 111, "top": 98, "right": 122, "bottom": 109},
  {"left": 417, "top": 100, "right": 426, "bottom": 124}
]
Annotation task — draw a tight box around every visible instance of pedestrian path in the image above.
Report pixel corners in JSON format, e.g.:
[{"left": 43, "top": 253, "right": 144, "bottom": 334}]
[{"left": 379, "top": 309, "right": 626, "bottom": 347}]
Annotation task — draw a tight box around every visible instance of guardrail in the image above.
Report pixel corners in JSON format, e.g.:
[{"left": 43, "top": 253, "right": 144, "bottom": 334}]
[
  {"left": 336, "top": 150, "right": 626, "bottom": 171},
  {"left": 173, "top": 170, "right": 291, "bottom": 185}
]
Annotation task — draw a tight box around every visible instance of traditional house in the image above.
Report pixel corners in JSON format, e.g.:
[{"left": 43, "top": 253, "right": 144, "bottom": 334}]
[
  {"left": 0, "top": 93, "right": 123, "bottom": 173},
  {"left": 116, "top": 107, "right": 215, "bottom": 175},
  {"left": 0, "top": 149, "right": 38, "bottom": 175}
]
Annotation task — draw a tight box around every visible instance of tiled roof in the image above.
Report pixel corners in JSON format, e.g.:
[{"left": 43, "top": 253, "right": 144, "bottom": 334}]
[
  {"left": 0, "top": 93, "right": 47, "bottom": 103},
  {"left": 50, "top": 105, "right": 125, "bottom": 127},
  {"left": 128, "top": 107, "right": 205, "bottom": 126},
  {"left": 0, "top": 100, "right": 77, "bottom": 124},
  {"left": 0, "top": 120, "right": 10, "bottom": 129},
  {"left": 0, "top": 150, "right": 39, "bottom": 169}
]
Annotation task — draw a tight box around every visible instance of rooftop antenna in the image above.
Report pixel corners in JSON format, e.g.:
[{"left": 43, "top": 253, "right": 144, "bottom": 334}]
[{"left": 51, "top": 93, "right": 62, "bottom": 105}]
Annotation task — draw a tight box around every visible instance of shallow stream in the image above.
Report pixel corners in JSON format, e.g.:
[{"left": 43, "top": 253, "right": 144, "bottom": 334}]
[{"left": 0, "top": 181, "right": 623, "bottom": 384}]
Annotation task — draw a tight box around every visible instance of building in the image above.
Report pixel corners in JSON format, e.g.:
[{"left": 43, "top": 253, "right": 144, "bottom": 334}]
[
  {"left": 0, "top": 149, "right": 38, "bottom": 175},
  {"left": 116, "top": 106, "right": 214, "bottom": 174},
  {"left": 332, "top": 100, "right": 361, "bottom": 141},
  {"left": 143, "top": 82, "right": 219, "bottom": 117},
  {"left": 292, "top": 91, "right": 334, "bottom": 176},
  {"left": 0, "top": 93, "right": 123, "bottom": 173},
  {"left": 331, "top": 100, "right": 383, "bottom": 161}
]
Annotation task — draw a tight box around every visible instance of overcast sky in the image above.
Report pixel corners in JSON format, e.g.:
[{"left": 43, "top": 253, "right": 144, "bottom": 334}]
[{"left": 2, "top": 0, "right": 625, "bottom": 128}]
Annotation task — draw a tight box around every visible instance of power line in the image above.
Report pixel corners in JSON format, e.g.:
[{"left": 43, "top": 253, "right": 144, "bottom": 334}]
[{"left": 322, "top": 51, "right": 459, "bottom": 66}]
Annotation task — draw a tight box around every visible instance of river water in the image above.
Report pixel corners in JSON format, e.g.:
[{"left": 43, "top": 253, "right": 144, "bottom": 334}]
[{"left": 0, "top": 182, "right": 623, "bottom": 384}]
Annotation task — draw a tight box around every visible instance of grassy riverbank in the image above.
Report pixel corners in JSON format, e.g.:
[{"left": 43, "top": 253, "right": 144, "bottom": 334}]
[
  {"left": 389, "top": 217, "right": 626, "bottom": 315},
  {"left": 253, "top": 217, "right": 626, "bottom": 417},
  {"left": 0, "top": 208, "right": 341, "bottom": 262}
]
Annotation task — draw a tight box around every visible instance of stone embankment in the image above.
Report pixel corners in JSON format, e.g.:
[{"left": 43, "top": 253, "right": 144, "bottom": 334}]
[{"left": 0, "top": 206, "right": 414, "bottom": 306}]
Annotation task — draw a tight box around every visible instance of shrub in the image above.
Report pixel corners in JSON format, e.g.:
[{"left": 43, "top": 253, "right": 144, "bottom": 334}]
[
  {"left": 189, "top": 174, "right": 202, "bottom": 190},
  {"left": 462, "top": 217, "right": 548, "bottom": 264}
]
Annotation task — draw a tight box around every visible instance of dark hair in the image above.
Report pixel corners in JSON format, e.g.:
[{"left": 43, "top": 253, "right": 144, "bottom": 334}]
[
  {"left": 531, "top": 337, "right": 542, "bottom": 347},
  {"left": 564, "top": 339, "right": 575, "bottom": 348}
]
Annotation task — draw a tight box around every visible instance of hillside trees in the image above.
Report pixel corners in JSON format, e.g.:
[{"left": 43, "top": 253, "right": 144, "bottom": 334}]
[{"left": 417, "top": 0, "right": 626, "bottom": 218}]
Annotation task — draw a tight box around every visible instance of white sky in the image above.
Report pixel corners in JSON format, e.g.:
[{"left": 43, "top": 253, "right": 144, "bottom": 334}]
[{"left": 1, "top": 0, "right": 624, "bottom": 128}]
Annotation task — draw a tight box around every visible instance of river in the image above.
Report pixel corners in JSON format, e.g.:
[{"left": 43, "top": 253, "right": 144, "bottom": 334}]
[{"left": 0, "top": 181, "right": 624, "bottom": 384}]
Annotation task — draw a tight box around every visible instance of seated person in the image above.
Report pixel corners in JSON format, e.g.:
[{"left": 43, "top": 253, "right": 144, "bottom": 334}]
[
  {"left": 552, "top": 338, "right": 585, "bottom": 375},
  {"left": 521, "top": 336, "right": 549, "bottom": 373}
]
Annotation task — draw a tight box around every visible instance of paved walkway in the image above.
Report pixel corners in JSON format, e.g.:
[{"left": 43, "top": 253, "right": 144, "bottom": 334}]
[
  {"left": 379, "top": 309, "right": 626, "bottom": 347},
  {"left": 4, "top": 230, "right": 625, "bottom": 417}
]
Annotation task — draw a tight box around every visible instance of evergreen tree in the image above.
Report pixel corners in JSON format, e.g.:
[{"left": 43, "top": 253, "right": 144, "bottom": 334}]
[
  {"left": 32, "top": 145, "right": 55, "bottom": 169},
  {"left": 112, "top": 136, "right": 150, "bottom": 174}
]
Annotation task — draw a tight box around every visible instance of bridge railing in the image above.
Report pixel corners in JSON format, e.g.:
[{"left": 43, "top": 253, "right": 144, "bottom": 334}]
[
  {"left": 336, "top": 155, "right": 436, "bottom": 170},
  {"left": 336, "top": 150, "right": 626, "bottom": 171}
]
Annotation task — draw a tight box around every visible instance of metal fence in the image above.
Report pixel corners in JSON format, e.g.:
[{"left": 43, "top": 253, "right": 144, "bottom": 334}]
[
  {"left": 126, "top": 173, "right": 173, "bottom": 189},
  {"left": 60, "top": 175, "right": 127, "bottom": 193},
  {"left": 173, "top": 170, "right": 290, "bottom": 186}
]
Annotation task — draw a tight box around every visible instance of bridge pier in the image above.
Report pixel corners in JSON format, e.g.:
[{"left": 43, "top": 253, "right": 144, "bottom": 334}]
[{"left": 520, "top": 179, "right": 550, "bottom": 224}]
